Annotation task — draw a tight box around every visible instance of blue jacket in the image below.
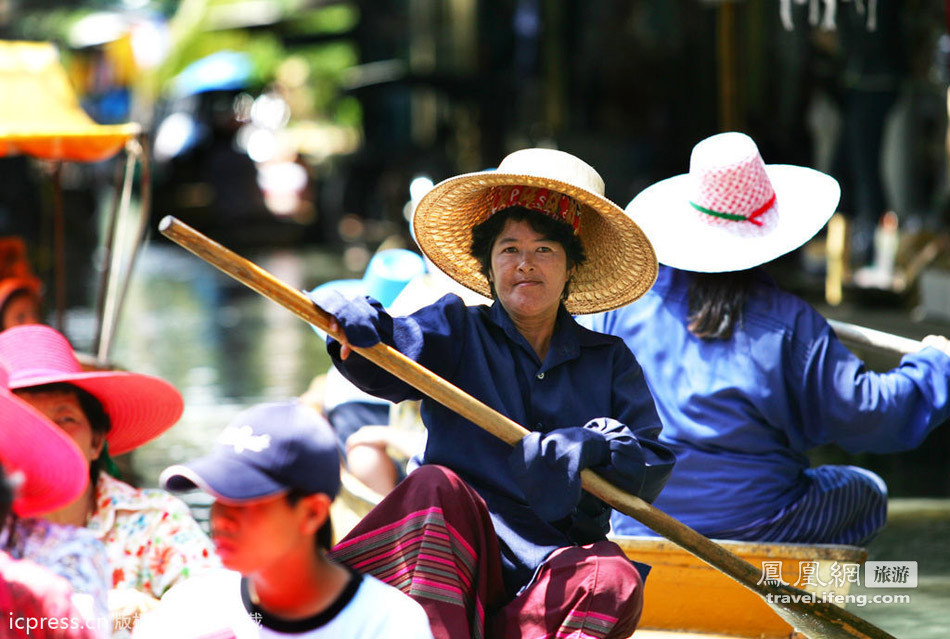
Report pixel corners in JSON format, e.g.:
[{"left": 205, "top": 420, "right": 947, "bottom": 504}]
[
  {"left": 317, "top": 291, "right": 674, "bottom": 593},
  {"left": 583, "top": 265, "right": 950, "bottom": 536}
]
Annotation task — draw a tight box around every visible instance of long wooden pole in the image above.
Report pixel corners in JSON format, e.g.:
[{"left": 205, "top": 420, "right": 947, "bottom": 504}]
[
  {"left": 829, "top": 319, "right": 923, "bottom": 356},
  {"left": 159, "top": 215, "right": 894, "bottom": 639}
]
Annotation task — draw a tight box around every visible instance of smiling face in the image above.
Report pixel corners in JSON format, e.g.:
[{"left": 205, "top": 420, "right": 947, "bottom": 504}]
[
  {"left": 15, "top": 388, "right": 104, "bottom": 465},
  {"left": 488, "top": 218, "right": 573, "bottom": 323}
]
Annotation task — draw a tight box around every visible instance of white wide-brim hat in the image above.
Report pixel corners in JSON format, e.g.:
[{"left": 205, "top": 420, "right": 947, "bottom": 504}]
[
  {"left": 626, "top": 132, "right": 840, "bottom": 273},
  {"left": 412, "top": 148, "right": 657, "bottom": 314}
]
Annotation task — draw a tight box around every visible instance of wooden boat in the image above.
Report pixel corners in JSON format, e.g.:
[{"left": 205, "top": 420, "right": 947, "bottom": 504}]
[
  {"left": 329, "top": 469, "right": 867, "bottom": 638},
  {"left": 612, "top": 535, "right": 867, "bottom": 639}
]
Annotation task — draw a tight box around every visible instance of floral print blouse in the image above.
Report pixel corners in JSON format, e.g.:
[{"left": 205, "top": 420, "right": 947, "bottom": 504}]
[
  {"left": 86, "top": 472, "right": 220, "bottom": 599},
  {"left": 1, "top": 515, "right": 110, "bottom": 631}
]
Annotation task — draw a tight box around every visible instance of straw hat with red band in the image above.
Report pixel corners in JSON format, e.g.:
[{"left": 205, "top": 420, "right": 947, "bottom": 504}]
[
  {"left": 625, "top": 132, "right": 841, "bottom": 273},
  {"left": 412, "top": 148, "right": 657, "bottom": 315},
  {"left": 0, "top": 325, "right": 184, "bottom": 456},
  {"left": 1, "top": 363, "right": 89, "bottom": 517}
]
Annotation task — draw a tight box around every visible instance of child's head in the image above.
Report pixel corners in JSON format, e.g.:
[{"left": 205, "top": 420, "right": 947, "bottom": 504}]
[
  {"left": 0, "top": 278, "right": 41, "bottom": 330},
  {"left": 161, "top": 401, "right": 341, "bottom": 573}
]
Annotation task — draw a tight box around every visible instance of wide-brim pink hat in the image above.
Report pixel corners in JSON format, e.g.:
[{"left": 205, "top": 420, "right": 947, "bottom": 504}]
[
  {"left": 1, "top": 364, "right": 88, "bottom": 517},
  {"left": 0, "top": 325, "right": 184, "bottom": 456},
  {"left": 626, "top": 132, "right": 840, "bottom": 273}
]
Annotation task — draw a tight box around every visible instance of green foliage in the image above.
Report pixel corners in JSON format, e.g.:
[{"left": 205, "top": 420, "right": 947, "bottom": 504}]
[
  {"left": 285, "top": 4, "right": 359, "bottom": 35},
  {"left": 334, "top": 95, "right": 362, "bottom": 128},
  {"left": 7, "top": 0, "right": 364, "bottom": 135},
  {"left": 9, "top": 7, "right": 92, "bottom": 43},
  {"left": 296, "top": 41, "right": 359, "bottom": 118}
]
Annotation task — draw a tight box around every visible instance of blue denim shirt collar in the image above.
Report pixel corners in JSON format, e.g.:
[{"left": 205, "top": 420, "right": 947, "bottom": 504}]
[{"left": 488, "top": 301, "right": 609, "bottom": 372}]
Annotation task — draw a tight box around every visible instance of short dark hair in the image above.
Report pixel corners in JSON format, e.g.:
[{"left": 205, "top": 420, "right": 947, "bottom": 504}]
[
  {"left": 16, "top": 382, "right": 111, "bottom": 484},
  {"left": 687, "top": 270, "right": 754, "bottom": 340},
  {"left": 286, "top": 489, "right": 334, "bottom": 551},
  {"left": 470, "top": 206, "right": 587, "bottom": 302}
]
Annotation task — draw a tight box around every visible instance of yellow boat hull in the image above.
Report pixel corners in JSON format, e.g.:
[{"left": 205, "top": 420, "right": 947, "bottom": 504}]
[{"left": 612, "top": 535, "right": 867, "bottom": 638}]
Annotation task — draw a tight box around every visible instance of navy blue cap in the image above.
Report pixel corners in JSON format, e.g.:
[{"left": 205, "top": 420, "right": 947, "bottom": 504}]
[{"left": 160, "top": 401, "right": 341, "bottom": 502}]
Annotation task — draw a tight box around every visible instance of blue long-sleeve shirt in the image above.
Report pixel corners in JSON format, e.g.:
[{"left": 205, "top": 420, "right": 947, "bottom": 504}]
[
  {"left": 583, "top": 265, "right": 950, "bottom": 536},
  {"left": 320, "top": 292, "right": 674, "bottom": 592}
]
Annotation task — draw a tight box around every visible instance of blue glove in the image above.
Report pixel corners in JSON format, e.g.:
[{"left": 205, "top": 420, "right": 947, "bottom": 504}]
[
  {"left": 509, "top": 426, "right": 609, "bottom": 522},
  {"left": 509, "top": 418, "right": 652, "bottom": 523},
  {"left": 307, "top": 288, "right": 387, "bottom": 349},
  {"left": 583, "top": 417, "right": 648, "bottom": 498}
]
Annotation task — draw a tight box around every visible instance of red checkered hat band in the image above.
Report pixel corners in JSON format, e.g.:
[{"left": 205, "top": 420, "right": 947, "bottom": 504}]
[{"left": 488, "top": 185, "right": 582, "bottom": 234}]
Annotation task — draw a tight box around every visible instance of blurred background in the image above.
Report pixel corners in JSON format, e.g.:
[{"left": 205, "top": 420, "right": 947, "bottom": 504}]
[
  {"left": 1, "top": 0, "right": 947, "bottom": 488},
  {"left": 1, "top": 2, "right": 949, "bottom": 634}
]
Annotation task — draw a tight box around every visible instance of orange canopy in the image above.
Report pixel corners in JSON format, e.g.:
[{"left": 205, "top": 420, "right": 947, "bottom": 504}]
[{"left": 0, "top": 40, "right": 139, "bottom": 162}]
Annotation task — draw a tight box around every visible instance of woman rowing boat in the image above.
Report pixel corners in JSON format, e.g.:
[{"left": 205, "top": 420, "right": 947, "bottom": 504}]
[{"left": 311, "top": 148, "right": 675, "bottom": 639}]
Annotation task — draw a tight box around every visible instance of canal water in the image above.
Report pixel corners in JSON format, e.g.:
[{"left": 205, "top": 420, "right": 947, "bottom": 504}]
[{"left": 83, "top": 238, "right": 948, "bottom": 638}]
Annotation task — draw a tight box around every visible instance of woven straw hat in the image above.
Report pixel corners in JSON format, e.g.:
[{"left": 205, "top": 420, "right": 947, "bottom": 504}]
[
  {"left": 1, "top": 363, "right": 88, "bottom": 517},
  {"left": 626, "top": 132, "right": 840, "bottom": 273},
  {"left": 412, "top": 148, "right": 657, "bottom": 314},
  {"left": 0, "top": 325, "right": 184, "bottom": 456}
]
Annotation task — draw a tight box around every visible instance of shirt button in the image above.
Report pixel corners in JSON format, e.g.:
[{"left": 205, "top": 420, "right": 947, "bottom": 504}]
[{"left": 536, "top": 372, "right": 545, "bottom": 380}]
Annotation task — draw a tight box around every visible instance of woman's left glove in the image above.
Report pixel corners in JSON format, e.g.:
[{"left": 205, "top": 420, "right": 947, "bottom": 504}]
[
  {"left": 509, "top": 424, "right": 605, "bottom": 521},
  {"left": 509, "top": 418, "right": 648, "bottom": 522}
]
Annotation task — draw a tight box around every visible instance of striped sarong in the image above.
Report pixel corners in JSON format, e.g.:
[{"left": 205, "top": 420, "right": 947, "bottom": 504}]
[
  {"left": 707, "top": 465, "right": 888, "bottom": 546},
  {"left": 330, "top": 465, "right": 643, "bottom": 639}
]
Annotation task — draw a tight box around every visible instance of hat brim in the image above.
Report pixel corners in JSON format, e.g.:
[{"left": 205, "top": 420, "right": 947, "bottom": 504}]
[
  {"left": 626, "top": 164, "right": 840, "bottom": 273},
  {"left": 1, "top": 388, "right": 88, "bottom": 517},
  {"left": 9, "top": 371, "right": 184, "bottom": 456},
  {"left": 161, "top": 456, "right": 287, "bottom": 504},
  {"left": 413, "top": 170, "right": 658, "bottom": 314}
]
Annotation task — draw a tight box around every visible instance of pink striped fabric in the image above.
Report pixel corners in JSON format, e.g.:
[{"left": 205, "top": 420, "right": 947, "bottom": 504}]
[
  {"left": 330, "top": 466, "right": 507, "bottom": 639},
  {"left": 330, "top": 465, "right": 645, "bottom": 639}
]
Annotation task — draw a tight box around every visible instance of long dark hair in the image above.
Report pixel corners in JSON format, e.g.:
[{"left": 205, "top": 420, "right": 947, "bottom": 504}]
[
  {"left": 687, "top": 271, "right": 754, "bottom": 340},
  {"left": 470, "top": 206, "right": 587, "bottom": 302}
]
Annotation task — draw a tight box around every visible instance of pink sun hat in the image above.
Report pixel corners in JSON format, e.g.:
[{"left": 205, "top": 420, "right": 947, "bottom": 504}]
[
  {"left": 1, "top": 363, "right": 89, "bottom": 517},
  {"left": 626, "top": 132, "right": 840, "bottom": 273},
  {"left": 0, "top": 325, "right": 184, "bottom": 456}
]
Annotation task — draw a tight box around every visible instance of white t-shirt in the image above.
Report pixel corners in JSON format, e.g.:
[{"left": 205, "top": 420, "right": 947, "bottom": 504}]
[{"left": 133, "top": 568, "right": 434, "bottom": 639}]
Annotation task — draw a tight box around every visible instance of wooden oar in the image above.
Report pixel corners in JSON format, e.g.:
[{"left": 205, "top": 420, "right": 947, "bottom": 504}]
[
  {"left": 159, "top": 215, "right": 894, "bottom": 639},
  {"left": 829, "top": 318, "right": 923, "bottom": 356}
]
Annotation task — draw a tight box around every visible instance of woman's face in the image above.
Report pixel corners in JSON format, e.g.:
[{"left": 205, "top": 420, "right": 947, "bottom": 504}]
[
  {"left": 15, "top": 389, "right": 105, "bottom": 464},
  {"left": 489, "top": 218, "right": 572, "bottom": 322}
]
